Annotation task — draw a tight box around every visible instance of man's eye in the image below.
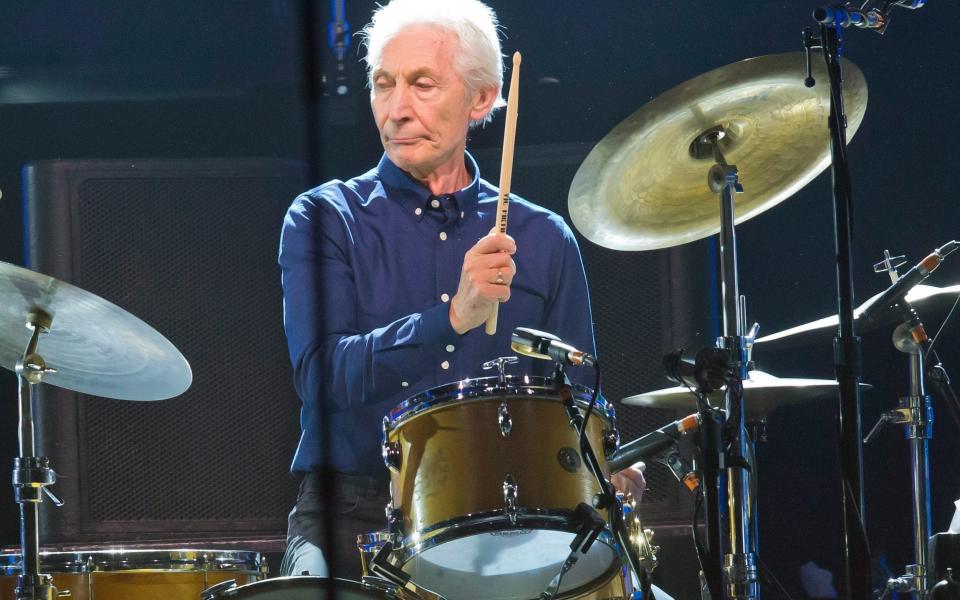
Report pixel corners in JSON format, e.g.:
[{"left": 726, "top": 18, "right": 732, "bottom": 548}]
[
  {"left": 374, "top": 79, "right": 393, "bottom": 90},
  {"left": 416, "top": 81, "right": 436, "bottom": 89}
]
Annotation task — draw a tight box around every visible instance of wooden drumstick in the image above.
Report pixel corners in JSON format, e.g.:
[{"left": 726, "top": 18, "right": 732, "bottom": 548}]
[{"left": 485, "top": 51, "right": 521, "bottom": 336}]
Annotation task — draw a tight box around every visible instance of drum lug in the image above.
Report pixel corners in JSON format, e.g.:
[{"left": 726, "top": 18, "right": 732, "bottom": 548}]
[
  {"left": 602, "top": 427, "right": 620, "bottom": 459},
  {"left": 503, "top": 474, "right": 519, "bottom": 526},
  {"left": 498, "top": 400, "right": 513, "bottom": 437},
  {"left": 382, "top": 441, "right": 401, "bottom": 472},
  {"left": 386, "top": 502, "right": 405, "bottom": 536}
]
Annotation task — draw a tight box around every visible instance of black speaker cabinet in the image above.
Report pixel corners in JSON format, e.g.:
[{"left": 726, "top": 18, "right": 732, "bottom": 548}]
[{"left": 24, "top": 158, "right": 307, "bottom": 545}]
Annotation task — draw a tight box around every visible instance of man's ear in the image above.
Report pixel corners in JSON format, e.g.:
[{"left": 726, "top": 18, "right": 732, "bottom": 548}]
[{"left": 469, "top": 85, "right": 500, "bottom": 122}]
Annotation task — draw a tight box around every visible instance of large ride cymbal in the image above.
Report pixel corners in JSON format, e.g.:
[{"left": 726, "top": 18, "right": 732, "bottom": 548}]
[
  {"left": 621, "top": 370, "right": 872, "bottom": 418},
  {"left": 756, "top": 283, "right": 960, "bottom": 348},
  {"left": 0, "top": 261, "right": 191, "bottom": 400},
  {"left": 569, "top": 52, "right": 868, "bottom": 250}
]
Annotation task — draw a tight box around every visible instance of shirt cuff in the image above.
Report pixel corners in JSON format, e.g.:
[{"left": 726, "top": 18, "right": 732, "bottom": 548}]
[{"left": 419, "top": 302, "right": 460, "bottom": 346}]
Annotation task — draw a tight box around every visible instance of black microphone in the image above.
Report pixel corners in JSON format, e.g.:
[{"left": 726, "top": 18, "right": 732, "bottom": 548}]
[
  {"left": 607, "top": 413, "right": 700, "bottom": 473},
  {"left": 511, "top": 327, "right": 596, "bottom": 367},
  {"left": 859, "top": 241, "right": 959, "bottom": 325}
]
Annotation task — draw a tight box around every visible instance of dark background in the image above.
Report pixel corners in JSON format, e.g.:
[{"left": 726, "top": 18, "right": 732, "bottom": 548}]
[{"left": 1, "top": 1, "right": 958, "bottom": 598}]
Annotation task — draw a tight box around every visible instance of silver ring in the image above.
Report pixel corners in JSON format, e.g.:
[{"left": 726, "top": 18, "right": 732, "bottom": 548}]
[{"left": 495, "top": 270, "right": 505, "bottom": 284}]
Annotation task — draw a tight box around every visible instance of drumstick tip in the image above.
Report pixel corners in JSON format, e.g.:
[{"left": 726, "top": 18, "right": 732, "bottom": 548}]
[{"left": 512, "top": 51, "right": 521, "bottom": 66}]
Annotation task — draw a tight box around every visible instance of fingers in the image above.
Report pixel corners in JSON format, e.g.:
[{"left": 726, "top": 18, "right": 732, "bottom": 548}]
[
  {"left": 611, "top": 463, "right": 647, "bottom": 500},
  {"left": 473, "top": 232, "right": 516, "bottom": 255}
]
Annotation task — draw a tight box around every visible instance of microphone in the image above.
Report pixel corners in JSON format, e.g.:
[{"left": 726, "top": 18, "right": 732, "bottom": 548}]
[
  {"left": 607, "top": 413, "right": 700, "bottom": 473},
  {"left": 511, "top": 327, "right": 596, "bottom": 367},
  {"left": 813, "top": 5, "right": 886, "bottom": 29},
  {"left": 859, "top": 241, "right": 959, "bottom": 325}
]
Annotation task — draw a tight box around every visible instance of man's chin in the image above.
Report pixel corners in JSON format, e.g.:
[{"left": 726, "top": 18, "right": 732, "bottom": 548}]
[{"left": 386, "top": 147, "right": 426, "bottom": 171}]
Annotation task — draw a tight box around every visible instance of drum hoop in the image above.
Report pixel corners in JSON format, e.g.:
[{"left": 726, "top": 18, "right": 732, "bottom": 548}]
[
  {"left": 211, "top": 576, "right": 373, "bottom": 597},
  {"left": 0, "top": 549, "right": 261, "bottom": 574},
  {"left": 393, "top": 508, "right": 616, "bottom": 563},
  {"left": 385, "top": 375, "right": 613, "bottom": 431}
]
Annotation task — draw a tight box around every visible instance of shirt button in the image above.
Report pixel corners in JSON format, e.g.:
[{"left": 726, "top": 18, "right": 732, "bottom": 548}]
[
  {"left": 430, "top": 199, "right": 440, "bottom": 208},
  {"left": 401, "top": 381, "right": 409, "bottom": 388},
  {"left": 446, "top": 344, "right": 455, "bottom": 353},
  {"left": 441, "top": 293, "right": 450, "bottom": 302},
  {"left": 460, "top": 211, "right": 465, "bottom": 219},
  {"left": 439, "top": 232, "right": 448, "bottom": 241},
  {"left": 415, "top": 207, "right": 423, "bottom": 216},
  {"left": 441, "top": 361, "right": 450, "bottom": 370}
]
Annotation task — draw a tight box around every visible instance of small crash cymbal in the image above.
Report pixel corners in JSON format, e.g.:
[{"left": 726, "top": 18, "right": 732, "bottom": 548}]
[
  {"left": 621, "top": 370, "right": 872, "bottom": 418},
  {"left": 569, "top": 52, "right": 868, "bottom": 251},
  {"left": 0, "top": 261, "right": 191, "bottom": 400},
  {"left": 756, "top": 283, "right": 960, "bottom": 348}
]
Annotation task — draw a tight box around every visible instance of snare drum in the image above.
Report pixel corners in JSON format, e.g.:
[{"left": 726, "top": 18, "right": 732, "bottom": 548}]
[
  {"left": 0, "top": 549, "right": 260, "bottom": 600},
  {"left": 381, "top": 375, "right": 621, "bottom": 600}
]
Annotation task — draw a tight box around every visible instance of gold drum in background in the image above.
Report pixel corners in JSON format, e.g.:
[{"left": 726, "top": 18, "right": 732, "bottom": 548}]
[
  {"left": 0, "top": 549, "right": 260, "bottom": 600},
  {"left": 381, "top": 375, "right": 621, "bottom": 600}
]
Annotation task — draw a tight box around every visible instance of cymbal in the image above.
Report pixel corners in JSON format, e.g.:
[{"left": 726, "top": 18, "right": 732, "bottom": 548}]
[
  {"left": 621, "top": 370, "right": 872, "bottom": 418},
  {"left": 569, "top": 52, "right": 868, "bottom": 251},
  {"left": 0, "top": 261, "right": 192, "bottom": 400},
  {"left": 756, "top": 283, "right": 960, "bottom": 348}
]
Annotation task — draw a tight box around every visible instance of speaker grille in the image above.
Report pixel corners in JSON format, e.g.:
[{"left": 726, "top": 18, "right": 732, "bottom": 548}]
[{"left": 28, "top": 160, "right": 305, "bottom": 539}]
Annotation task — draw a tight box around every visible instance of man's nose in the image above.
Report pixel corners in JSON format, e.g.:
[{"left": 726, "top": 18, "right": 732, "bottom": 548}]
[{"left": 388, "top": 82, "right": 413, "bottom": 122}]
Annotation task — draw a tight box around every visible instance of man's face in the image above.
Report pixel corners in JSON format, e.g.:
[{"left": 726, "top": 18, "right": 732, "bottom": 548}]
[{"left": 370, "top": 25, "right": 491, "bottom": 178}]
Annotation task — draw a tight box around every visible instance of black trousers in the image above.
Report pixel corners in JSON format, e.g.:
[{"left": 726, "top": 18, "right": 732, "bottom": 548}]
[{"left": 280, "top": 471, "right": 392, "bottom": 580}]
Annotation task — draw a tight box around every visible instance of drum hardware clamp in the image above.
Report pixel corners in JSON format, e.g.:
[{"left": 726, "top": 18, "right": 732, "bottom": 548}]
[
  {"left": 539, "top": 502, "right": 606, "bottom": 600},
  {"left": 381, "top": 417, "right": 402, "bottom": 471}
]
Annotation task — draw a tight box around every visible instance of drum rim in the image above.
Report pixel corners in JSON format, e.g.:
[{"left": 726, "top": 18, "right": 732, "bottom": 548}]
[
  {"left": 393, "top": 507, "right": 617, "bottom": 563},
  {"left": 384, "top": 375, "right": 614, "bottom": 430},
  {"left": 208, "top": 576, "right": 379, "bottom": 597},
  {"left": 0, "top": 548, "right": 261, "bottom": 574}
]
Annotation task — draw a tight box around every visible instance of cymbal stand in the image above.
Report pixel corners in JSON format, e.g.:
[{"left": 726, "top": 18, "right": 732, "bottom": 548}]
[
  {"left": 692, "top": 130, "right": 758, "bottom": 599},
  {"left": 803, "top": 21, "right": 871, "bottom": 600},
  {"left": 12, "top": 309, "right": 62, "bottom": 600},
  {"left": 865, "top": 295, "right": 944, "bottom": 599}
]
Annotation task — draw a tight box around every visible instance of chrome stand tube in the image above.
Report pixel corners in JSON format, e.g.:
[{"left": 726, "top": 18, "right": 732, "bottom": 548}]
[
  {"left": 12, "top": 312, "right": 59, "bottom": 600},
  {"left": 713, "top": 159, "right": 758, "bottom": 600}
]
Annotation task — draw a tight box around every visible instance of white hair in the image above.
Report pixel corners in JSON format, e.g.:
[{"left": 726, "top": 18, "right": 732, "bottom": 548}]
[{"left": 359, "top": 0, "right": 506, "bottom": 127}]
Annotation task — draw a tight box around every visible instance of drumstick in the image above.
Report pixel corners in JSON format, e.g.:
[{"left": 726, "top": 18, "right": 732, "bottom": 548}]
[{"left": 485, "top": 51, "right": 521, "bottom": 336}]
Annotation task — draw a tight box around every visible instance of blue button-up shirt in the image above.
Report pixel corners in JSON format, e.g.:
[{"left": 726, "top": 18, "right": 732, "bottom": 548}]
[{"left": 279, "top": 151, "right": 597, "bottom": 476}]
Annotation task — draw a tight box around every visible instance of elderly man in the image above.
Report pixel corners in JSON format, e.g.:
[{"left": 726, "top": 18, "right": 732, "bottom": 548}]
[{"left": 278, "top": 0, "right": 649, "bottom": 587}]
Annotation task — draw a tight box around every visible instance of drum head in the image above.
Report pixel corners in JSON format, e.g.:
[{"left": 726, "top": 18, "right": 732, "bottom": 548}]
[
  {"left": 223, "top": 576, "right": 383, "bottom": 599},
  {"left": 404, "top": 530, "right": 617, "bottom": 600}
]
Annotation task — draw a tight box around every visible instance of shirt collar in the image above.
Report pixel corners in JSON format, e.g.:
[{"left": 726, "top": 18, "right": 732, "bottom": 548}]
[{"left": 377, "top": 151, "right": 480, "bottom": 222}]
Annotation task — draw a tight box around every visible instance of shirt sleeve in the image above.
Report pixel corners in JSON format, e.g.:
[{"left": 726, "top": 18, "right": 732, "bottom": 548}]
[
  {"left": 278, "top": 188, "right": 459, "bottom": 411},
  {"left": 538, "top": 216, "right": 598, "bottom": 390}
]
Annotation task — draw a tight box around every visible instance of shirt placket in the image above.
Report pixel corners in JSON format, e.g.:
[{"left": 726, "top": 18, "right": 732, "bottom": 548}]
[{"left": 435, "top": 194, "right": 461, "bottom": 380}]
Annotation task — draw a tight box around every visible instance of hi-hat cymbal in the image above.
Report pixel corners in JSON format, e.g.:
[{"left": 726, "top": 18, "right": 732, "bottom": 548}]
[
  {"left": 569, "top": 52, "right": 868, "bottom": 251},
  {"left": 756, "top": 283, "right": 960, "bottom": 348},
  {"left": 0, "top": 261, "right": 192, "bottom": 400},
  {"left": 621, "top": 370, "right": 872, "bottom": 418}
]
